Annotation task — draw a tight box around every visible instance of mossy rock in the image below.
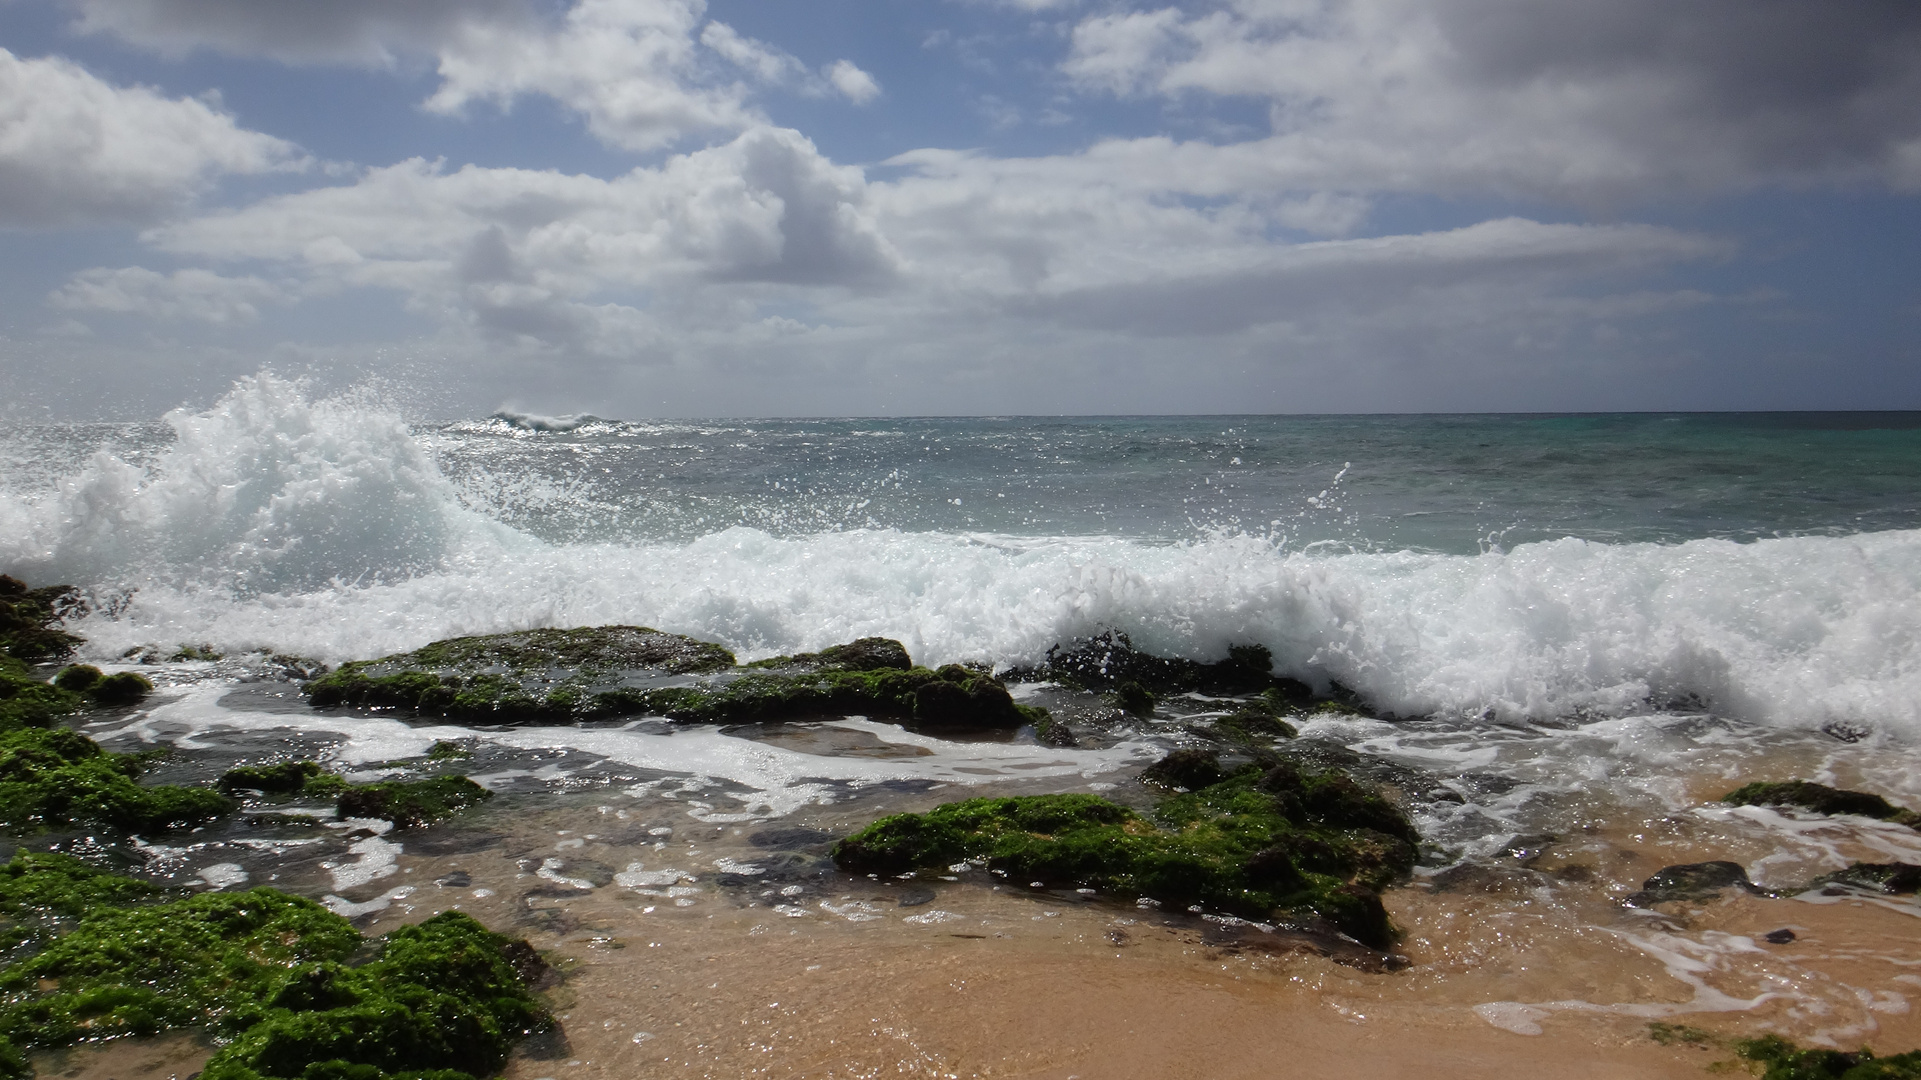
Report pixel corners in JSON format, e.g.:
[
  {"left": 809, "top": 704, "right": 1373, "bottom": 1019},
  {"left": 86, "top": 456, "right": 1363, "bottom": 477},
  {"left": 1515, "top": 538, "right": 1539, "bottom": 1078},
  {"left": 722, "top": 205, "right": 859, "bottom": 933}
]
[
  {"left": 307, "top": 626, "right": 735, "bottom": 723},
  {"left": 310, "top": 629, "right": 1041, "bottom": 730},
  {"left": 1736, "top": 1033, "right": 1921, "bottom": 1079},
  {"left": 199, "top": 911, "right": 551, "bottom": 1080},
  {"left": 0, "top": 727, "right": 232, "bottom": 835},
  {"left": 745, "top": 637, "right": 912, "bottom": 672},
  {"left": 336, "top": 776, "right": 492, "bottom": 829},
  {"left": 615, "top": 663, "right": 1039, "bottom": 730},
  {"left": 1011, "top": 632, "right": 1311, "bottom": 698},
  {"left": 1032, "top": 712, "right": 1078, "bottom": 747},
  {"left": 0, "top": 578, "right": 82, "bottom": 664},
  {"left": 47, "top": 666, "right": 152, "bottom": 707},
  {"left": 0, "top": 874, "right": 549, "bottom": 1080},
  {"left": 831, "top": 751, "right": 1418, "bottom": 948},
  {"left": 1623, "top": 861, "right": 1762, "bottom": 906},
  {"left": 0, "top": 852, "right": 173, "bottom": 957},
  {"left": 1809, "top": 862, "right": 1921, "bottom": 895},
  {"left": 1722, "top": 781, "right": 1921, "bottom": 828},
  {"left": 0, "top": 664, "right": 81, "bottom": 733},
  {"left": 219, "top": 761, "right": 349, "bottom": 799},
  {"left": 1113, "top": 681, "right": 1156, "bottom": 716}
]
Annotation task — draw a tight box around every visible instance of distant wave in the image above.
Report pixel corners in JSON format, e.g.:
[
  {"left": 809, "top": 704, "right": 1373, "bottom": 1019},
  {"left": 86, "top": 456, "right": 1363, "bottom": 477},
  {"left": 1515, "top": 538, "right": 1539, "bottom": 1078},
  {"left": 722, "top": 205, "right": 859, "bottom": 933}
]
[{"left": 489, "top": 409, "right": 604, "bottom": 432}]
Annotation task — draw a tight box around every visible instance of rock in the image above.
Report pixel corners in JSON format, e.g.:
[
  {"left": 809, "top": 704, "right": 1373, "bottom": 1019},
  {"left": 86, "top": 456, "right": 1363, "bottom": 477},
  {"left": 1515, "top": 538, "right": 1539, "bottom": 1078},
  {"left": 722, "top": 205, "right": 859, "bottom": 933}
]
[
  {"left": 1114, "top": 681, "right": 1157, "bottom": 716},
  {"left": 1624, "top": 861, "right": 1761, "bottom": 906},
  {"left": 1141, "top": 748, "right": 1229, "bottom": 791},
  {"left": 1808, "top": 862, "right": 1921, "bottom": 895},
  {"left": 1721, "top": 780, "right": 1921, "bottom": 828},
  {"left": 0, "top": 576, "right": 83, "bottom": 663},
  {"left": 219, "top": 761, "right": 347, "bottom": 798},
  {"left": 1763, "top": 928, "right": 1796, "bottom": 944},
  {"left": 830, "top": 758, "right": 1419, "bottom": 949},
  {"left": 89, "top": 671, "right": 153, "bottom": 705},
  {"left": 336, "top": 775, "right": 493, "bottom": 829},
  {"left": 1031, "top": 711, "right": 1078, "bottom": 747},
  {"left": 306, "top": 628, "right": 1042, "bottom": 731},
  {"left": 0, "top": 726, "right": 232, "bottom": 835}
]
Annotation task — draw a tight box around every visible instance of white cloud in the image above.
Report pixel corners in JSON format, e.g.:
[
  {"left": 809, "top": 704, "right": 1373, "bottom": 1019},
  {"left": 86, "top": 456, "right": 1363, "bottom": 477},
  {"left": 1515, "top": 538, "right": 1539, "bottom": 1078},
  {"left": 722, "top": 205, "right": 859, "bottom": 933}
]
[
  {"left": 423, "top": 0, "right": 758, "bottom": 152},
  {"left": 1061, "top": 0, "right": 1921, "bottom": 200},
  {"left": 825, "top": 60, "right": 881, "bottom": 105},
  {"left": 699, "top": 21, "right": 805, "bottom": 85},
  {"left": 0, "top": 48, "right": 303, "bottom": 227},
  {"left": 147, "top": 127, "right": 899, "bottom": 354},
  {"left": 49, "top": 266, "right": 282, "bottom": 324}
]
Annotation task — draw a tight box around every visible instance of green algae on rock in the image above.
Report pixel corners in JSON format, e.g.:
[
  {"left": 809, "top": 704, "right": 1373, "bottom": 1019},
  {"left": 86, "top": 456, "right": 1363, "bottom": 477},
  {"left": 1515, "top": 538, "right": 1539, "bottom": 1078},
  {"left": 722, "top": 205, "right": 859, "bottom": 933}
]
[
  {"left": 0, "top": 873, "right": 549, "bottom": 1080},
  {"left": 0, "top": 662, "right": 81, "bottom": 733},
  {"left": 336, "top": 776, "right": 491, "bottom": 829},
  {"left": 1808, "top": 862, "right": 1921, "bottom": 895},
  {"left": 307, "top": 628, "right": 1048, "bottom": 730},
  {"left": 306, "top": 626, "right": 737, "bottom": 720},
  {"left": 831, "top": 751, "right": 1418, "bottom": 948},
  {"left": 218, "top": 761, "right": 348, "bottom": 799},
  {"left": 198, "top": 911, "right": 551, "bottom": 1080},
  {"left": 52, "top": 667, "right": 153, "bottom": 708},
  {"left": 0, "top": 852, "right": 172, "bottom": 957},
  {"left": 0, "top": 727, "right": 232, "bottom": 836},
  {"left": 1722, "top": 781, "right": 1921, "bottom": 828},
  {"left": 0, "top": 579, "right": 81, "bottom": 665},
  {"left": 1736, "top": 1033, "right": 1921, "bottom": 1079}
]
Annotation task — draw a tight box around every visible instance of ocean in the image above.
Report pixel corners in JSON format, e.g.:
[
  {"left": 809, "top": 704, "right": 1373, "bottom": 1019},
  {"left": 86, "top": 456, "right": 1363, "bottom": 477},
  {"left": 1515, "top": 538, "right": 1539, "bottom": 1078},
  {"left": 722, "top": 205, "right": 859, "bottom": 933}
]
[{"left": 6, "top": 372, "right": 1921, "bottom": 1075}]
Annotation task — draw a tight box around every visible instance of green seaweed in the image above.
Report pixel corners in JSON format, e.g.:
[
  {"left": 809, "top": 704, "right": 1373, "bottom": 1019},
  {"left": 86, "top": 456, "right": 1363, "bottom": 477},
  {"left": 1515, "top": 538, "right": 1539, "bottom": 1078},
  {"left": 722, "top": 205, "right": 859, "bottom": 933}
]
[
  {"left": 831, "top": 752, "right": 1418, "bottom": 948},
  {"left": 1113, "top": 681, "right": 1156, "bottom": 716},
  {"left": 1722, "top": 782, "right": 1921, "bottom": 828},
  {"left": 199, "top": 912, "right": 550, "bottom": 1080},
  {"left": 0, "top": 888, "right": 360, "bottom": 1048},
  {"left": 0, "top": 727, "right": 232, "bottom": 835},
  {"left": 1808, "top": 862, "right": 1921, "bottom": 895},
  {"left": 0, "top": 852, "right": 171, "bottom": 957},
  {"left": 335, "top": 776, "right": 492, "bottom": 829},
  {"left": 219, "top": 762, "right": 348, "bottom": 799},
  {"left": 1646, "top": 1022, "right": 1717, "bottom": 1048},
  {"left": 308, "top": 629, "right": 1041, "bottom": 730},
  {"left": 0, "top": 664, "right": 80, "bottom": 734},
  {"left": 1736, "top": 1034, "right": 1921, "bottom": 1079},
  {"left": 0, "top": 579, "right": 82, "bottom": 665},
  {"left": 426, "top": 740, "right": 471, "bottom": 761},
  {"left": 0, "top": 876, "right": 548, "bottom": 1080}
]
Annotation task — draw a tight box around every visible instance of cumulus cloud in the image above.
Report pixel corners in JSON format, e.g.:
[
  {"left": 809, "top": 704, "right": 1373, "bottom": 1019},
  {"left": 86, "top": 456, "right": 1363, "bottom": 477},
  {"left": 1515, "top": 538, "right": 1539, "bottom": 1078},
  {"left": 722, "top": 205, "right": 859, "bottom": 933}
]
[
  {"left": 49, "top": 266, "right": 282, "bottom": 324},
  {"left": 147, "top": 127, "right": 899, "bottom": 354},
  {"left": 0, "top": 48, "right": 303, "bottom": 227},
  {"left": 1062, "top": 0, "right": 1921, "bottom": 200},
  {"left": 423, "top": 0, "right": 759, "bottom": 152}
]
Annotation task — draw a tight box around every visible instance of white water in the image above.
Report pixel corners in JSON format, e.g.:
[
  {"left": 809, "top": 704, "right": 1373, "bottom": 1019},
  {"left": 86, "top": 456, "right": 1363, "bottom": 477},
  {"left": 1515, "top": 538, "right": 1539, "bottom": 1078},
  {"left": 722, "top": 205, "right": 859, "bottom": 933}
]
[{"left": 5, "top": 374, "right": 1921, "bottom": 735}]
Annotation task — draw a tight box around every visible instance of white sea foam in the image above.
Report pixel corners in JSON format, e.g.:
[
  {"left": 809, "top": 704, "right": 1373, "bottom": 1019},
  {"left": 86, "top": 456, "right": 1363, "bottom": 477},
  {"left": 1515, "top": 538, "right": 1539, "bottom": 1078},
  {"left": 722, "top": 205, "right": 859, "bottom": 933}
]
[{"left": 6, "top": 376, "right": 1921, "bottom": 735}]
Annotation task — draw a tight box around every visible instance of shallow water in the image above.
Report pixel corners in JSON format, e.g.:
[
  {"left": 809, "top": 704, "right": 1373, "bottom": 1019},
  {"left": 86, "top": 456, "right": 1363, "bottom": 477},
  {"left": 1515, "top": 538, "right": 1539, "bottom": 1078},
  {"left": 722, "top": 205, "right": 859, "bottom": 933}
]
[{"left": 7, "top": 376, "right": 1921, "bottom": 1070}]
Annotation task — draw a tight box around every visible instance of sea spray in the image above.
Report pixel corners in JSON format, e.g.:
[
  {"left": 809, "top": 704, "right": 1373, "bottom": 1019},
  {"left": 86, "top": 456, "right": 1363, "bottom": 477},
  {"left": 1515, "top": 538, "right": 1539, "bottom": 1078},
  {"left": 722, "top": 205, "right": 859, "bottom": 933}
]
[{"left": 4, "top": 376, "right": 1921, "bottom": 735}]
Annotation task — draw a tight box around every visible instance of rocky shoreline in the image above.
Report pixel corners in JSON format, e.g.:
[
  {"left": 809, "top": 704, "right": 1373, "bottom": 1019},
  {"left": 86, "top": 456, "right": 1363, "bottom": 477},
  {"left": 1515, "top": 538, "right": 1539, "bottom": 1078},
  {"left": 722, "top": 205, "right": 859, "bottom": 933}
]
[{"left": 8, "top": 572, "right": 1921, "bottom": 1076}]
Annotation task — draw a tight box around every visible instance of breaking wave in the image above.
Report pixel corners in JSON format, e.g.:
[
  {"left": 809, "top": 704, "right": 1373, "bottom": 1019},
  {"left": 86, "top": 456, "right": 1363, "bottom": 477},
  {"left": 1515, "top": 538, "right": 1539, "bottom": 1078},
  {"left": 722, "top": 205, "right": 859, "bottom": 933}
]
[{"left": 4, "top": 374, "right": 1920, "bottom": 736}]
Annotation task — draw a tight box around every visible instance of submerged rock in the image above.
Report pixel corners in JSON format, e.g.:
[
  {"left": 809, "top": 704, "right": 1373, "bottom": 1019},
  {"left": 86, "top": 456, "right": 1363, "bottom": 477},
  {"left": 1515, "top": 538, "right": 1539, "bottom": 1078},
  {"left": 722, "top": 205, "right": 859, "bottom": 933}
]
[
  {"left": 1624, "top": 861, "right": 1763, "bottom": 906},
  {"left": 1735, "top": 1033, "right": 1921, "bottom": 1080},
  {"left": 1722, "top": 780, "right": 1921, "bottom": 828},
  {"left": 1808, "top": 862, "right": 1921, "bottom": 895},
  {"left": 307, "top": 628, "right": 1050, "bottom": 731},
  {"left": 830, "top": 750, "right": 1418, "bottom": 948}
]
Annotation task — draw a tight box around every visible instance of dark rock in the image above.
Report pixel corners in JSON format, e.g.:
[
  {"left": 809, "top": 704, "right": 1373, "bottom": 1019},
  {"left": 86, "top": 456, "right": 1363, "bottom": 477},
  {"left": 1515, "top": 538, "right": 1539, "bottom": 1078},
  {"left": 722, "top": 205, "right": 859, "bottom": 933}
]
[
  {"left": 747, "top": 827, "right": 835, "bottom": 849},
  {"left": 830, "top": 761, "right": 1419, "bottom": 949},
  {"left": 0, "top": 577, "right": 84, "bottom": 663},
  {"left": 1141, "top": 749, "right": 1228, "bottom": 791},
  {"left": 1624, "top": 861, "right": 1761, "bottom": 906},
  {"left": 336, "top": 775, "right": 492, "bottom": 829},
  {"left": 1722, "top": 780, "right": 1921, "bottom": 828},
  {"left": 1114, "top": 681, "right": 1156, "bottom": 716},
  {"left": 1763, "top": 928, "right": 1797, "bottom": 944},
  {"left": 1808, "top": 862, "right": 1921, "bottom": 895},
  {"left": 896, "top": 886, "right": 936, "bottom": 906}
]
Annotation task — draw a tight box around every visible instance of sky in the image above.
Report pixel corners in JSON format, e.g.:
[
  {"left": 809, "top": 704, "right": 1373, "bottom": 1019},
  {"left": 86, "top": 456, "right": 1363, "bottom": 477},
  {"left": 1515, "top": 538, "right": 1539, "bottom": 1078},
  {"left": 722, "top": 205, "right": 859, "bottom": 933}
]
[{"left": 1, "top": 0, "right": 1919, "bottom": 420}]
